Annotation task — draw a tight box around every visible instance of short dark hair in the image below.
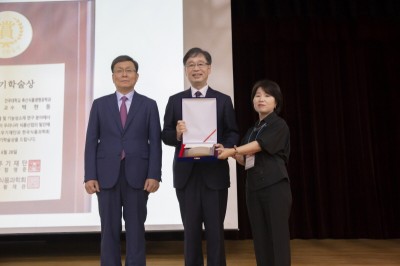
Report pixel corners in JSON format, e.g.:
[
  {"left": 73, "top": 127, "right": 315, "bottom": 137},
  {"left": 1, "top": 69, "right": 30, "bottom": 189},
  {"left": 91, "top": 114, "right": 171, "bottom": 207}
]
[
  {"left": 251, "top": 79, "right": 283, "bottom": 114},
  {"left": 111, "top": 55, "right": 139, "bottom": 72},
  {"left": 183, "top": 47, "right": 212, "bottom": 65}
]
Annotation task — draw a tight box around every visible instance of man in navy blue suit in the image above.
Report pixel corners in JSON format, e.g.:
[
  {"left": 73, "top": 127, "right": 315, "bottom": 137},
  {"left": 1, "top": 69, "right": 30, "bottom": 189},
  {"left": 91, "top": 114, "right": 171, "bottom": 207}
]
[
  {"left": 84, "top": 55, "right": 162, "bottom": 266},
  {"left": 162, "top": 47, "right": 239, "bottom": 266}
]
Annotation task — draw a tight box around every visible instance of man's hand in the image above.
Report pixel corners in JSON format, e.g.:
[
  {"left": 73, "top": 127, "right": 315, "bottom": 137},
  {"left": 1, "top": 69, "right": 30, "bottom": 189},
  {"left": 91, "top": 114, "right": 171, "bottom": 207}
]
[
  {"left": 176, "top": 120, "right": 186, "bottom": 141},
  {"left": 85, "top": 180, "right": 100, "bottom": 194},
  {"left": 144, "top": 178, "right": 160, "bottom": 193}
]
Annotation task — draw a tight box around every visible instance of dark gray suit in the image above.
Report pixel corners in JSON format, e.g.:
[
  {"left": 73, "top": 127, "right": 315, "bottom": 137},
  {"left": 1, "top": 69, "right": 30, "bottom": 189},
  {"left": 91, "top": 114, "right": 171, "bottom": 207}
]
[{"left": 162, "top": 87, "right": 239, "bottom": 266}]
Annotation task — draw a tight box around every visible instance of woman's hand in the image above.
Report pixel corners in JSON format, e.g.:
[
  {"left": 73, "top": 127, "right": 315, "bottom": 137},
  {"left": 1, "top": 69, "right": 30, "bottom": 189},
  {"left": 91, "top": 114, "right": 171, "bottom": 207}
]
[{"left": 215, "top": 143, "right": 236, "bottom": 160}]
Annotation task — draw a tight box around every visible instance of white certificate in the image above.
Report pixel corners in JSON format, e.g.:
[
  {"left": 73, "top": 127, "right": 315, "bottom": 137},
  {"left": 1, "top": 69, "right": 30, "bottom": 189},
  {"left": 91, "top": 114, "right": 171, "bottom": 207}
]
[
  {"left": 182, "top": 98, "right": 217, "bottom": 145},
  {"left": 0, "top": 64, "right": 65, "bottom": 202}
]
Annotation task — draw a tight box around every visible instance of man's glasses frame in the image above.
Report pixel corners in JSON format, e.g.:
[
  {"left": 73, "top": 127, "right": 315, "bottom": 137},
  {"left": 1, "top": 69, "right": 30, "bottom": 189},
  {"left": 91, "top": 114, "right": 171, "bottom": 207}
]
[
  {"left": 114, "top": 68, "right": 137, "bottom": 75},
  {"left": 185, "top": 61, "right": 210, "bottom": 70}
]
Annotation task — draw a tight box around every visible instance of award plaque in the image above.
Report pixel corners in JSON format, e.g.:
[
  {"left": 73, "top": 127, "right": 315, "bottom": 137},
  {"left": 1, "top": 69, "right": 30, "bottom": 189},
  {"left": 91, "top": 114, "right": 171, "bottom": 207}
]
[
  {"left": 0, "top": 0, "right": 95, "bottom": 214},
  {"left": 178, "top": 98, "right": 218, "bottom": 161}
]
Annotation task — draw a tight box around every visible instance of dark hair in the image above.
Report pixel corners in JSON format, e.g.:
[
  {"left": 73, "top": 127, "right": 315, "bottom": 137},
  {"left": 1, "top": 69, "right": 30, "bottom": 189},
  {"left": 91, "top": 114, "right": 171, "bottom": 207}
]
[
  {"left": 183, "top": 47, "right": 212, "bottom": 65},
  {"left": 251, "top": 79, "right": 283, "bottom": 114},
  {"left": 111, "top": 55, "right": 139, "bottom": 72}
]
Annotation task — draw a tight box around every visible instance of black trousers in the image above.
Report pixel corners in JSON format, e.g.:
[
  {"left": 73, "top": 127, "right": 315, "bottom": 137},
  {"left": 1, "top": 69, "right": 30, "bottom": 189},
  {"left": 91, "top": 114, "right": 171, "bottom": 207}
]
[
  {"left": 176, "top": 168, "right": 228, "bottom": 266},
  {"left": 246, "top": 179, "right": 292, "bottom": 266}
]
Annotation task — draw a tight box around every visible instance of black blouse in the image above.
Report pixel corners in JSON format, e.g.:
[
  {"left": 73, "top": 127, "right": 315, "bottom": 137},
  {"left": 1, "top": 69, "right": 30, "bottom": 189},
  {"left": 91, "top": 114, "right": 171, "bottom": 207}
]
[{"left": 241, "top": 112, "right": 290, "bottom": 191}]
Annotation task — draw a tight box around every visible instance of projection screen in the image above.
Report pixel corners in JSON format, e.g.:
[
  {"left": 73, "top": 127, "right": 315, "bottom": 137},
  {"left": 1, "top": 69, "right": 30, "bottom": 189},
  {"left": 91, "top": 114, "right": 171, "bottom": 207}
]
[{"left": 0, "top": 0, "right": 237, "bottom": 234}]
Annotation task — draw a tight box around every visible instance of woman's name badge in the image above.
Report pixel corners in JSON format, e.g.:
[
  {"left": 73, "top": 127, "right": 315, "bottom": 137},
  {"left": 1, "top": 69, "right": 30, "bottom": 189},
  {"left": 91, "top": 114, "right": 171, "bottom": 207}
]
[{"left": 245, "top": 154, "right": 255, "bottom": 170}]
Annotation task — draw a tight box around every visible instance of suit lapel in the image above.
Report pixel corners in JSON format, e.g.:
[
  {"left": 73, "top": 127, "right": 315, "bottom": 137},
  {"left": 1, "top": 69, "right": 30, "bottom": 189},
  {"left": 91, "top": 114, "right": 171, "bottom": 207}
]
[
  {"left": 183, "top": 88, "right": 192, "bottom": 98},
  {"left": 108, "top": 93, "right": 123, "bottom": 131},
  {"left": 204, "top": 86, "right": 216, "bottom": 98},
  {"left": 124, "top": 92, "right": 143, "bottom": 129}
]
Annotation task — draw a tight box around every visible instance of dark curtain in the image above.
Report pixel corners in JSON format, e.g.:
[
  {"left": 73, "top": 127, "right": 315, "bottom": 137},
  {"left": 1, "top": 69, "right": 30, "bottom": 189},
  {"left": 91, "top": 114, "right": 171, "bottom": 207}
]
[{"left": 230, "top": 0, "right": 400, "bottom": 238}]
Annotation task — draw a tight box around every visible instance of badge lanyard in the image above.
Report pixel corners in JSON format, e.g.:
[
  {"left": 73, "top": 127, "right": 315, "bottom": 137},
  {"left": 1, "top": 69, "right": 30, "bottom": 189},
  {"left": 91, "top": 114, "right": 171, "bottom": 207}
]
[
  {"left": 247, "top": 122, "right": 268, "bottom": 144},
  {"left": 245, "top": 122, "right": 268, "bottom": 170}
]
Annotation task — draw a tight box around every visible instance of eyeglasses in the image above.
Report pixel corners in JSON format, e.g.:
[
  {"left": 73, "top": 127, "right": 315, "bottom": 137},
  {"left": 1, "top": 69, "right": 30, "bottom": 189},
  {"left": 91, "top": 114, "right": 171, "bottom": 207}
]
[
  {"left": 114, "top": 68, "right": 136, "bottom": 75},
  {"left": 185, "top": 61, "right": 209, "bottom": 70}
]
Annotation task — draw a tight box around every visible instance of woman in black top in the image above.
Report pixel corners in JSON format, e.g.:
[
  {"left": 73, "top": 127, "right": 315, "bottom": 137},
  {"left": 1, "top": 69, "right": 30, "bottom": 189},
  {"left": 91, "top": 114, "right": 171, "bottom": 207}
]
[{"left": 218, "top": 79, "right": 292, "bottom": 266}]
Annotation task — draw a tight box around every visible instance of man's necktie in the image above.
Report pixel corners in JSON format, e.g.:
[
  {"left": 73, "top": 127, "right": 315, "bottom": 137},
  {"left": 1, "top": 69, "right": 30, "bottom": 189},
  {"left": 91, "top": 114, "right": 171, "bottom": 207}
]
[
  {"left": 195, "top": 91, "right": 202, "bottom": 98},
  {"left": 120, "top": 96, "right": 128, "bottom": 127},
  {"left": 120, "top": 96, "right": 127, "bottom": 159}
]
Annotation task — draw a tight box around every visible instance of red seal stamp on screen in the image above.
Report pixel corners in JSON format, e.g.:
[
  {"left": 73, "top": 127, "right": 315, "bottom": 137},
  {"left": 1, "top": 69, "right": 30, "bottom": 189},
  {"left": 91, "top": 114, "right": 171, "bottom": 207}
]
[
  {"left": 28, "top": 160, "right": 41, "bottom": 172},
  {"left": 0, "top": 11, "right": 33, "bottom": 58},
  {"left": 27, "top": 176, "right": 40, "bottom": 189}
]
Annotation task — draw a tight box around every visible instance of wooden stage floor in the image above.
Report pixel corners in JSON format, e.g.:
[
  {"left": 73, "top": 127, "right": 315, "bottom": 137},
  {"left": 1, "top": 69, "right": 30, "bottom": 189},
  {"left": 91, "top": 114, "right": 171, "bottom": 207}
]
[{"left": 0, "top": 239, "right": 399, "bottom": 265}]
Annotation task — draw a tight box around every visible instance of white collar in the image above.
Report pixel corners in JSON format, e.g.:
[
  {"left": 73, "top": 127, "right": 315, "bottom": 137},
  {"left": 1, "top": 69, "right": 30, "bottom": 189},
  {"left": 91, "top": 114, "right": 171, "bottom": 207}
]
[{"left": 191, "top": 85, "right": 208, "bottom": 97}]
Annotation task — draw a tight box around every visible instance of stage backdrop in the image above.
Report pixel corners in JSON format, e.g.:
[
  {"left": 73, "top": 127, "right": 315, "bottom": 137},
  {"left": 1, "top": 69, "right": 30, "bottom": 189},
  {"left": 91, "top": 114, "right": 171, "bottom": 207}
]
[
  {"left": 0, "top": 0, "right": 237, "bottom": 234},
  {"left": 231, "top": 0, "right": 400, "bottom": 239}
]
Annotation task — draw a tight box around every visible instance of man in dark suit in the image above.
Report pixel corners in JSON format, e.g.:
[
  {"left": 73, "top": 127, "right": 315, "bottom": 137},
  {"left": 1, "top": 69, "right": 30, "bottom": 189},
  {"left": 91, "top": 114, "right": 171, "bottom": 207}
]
[
  {"left": 84, "top": 55, "right": 162, "bottom": 266},
  {"left": 162, "top": 47, "right": 239, "bottom": 266}
]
